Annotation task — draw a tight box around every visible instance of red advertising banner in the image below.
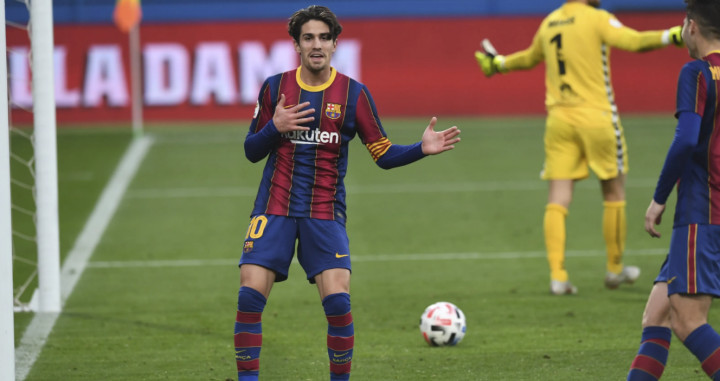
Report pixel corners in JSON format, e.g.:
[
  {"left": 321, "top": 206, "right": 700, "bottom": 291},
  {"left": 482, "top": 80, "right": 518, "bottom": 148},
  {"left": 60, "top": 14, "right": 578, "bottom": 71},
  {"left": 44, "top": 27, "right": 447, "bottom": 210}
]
[{"left": 6, "top": 12, "right": 686, "bottom": 124}]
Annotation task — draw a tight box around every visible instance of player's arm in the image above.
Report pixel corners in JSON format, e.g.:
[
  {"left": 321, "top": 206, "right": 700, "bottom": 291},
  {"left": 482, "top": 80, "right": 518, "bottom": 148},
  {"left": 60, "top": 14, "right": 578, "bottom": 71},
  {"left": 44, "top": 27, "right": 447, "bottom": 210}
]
[
  {"left": 475, "top": 30, "right": 544, "bottom": 77},
  {"left": 244, "top": 80, "right": 277, "bottom": 162},
  {"left": 646, "top": 64, "right": 703, "bottom": 238},
  {"left": 652, "top": 111, "right": 701, "bottom": 204},
  {"left": 244, "top": 89, "right": 314, "bottom": 163},
  {"left": 601, "top": 13, "right": 682, "bottom": 52},
  {"left": 356, "top": 86, "right": 459, "bottom": 169},
  {"left": 369, "top": 118, "right": 460, "bottom": 170},
  {"left": 645, "top": 110, "right": 699, "bottom": 238},
  {"left": 652, "top": 63, "right": 705, "bottom": 205},
  {"left": 356, "top": 86, "right": 426, "bottom": 170},
  {"left": 502, "top": 30, "right": 545, "bottom": 72},
  {"left": 367, "top": 139, "right": 424, "bottom": 169}
]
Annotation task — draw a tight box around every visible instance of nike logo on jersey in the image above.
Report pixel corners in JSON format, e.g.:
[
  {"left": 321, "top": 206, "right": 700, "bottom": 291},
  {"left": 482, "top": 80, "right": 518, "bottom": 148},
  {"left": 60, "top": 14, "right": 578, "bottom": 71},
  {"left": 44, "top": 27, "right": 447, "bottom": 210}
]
[
  {"left": 667, "top": 276, "right": 677, "bottom": 284},
  {"left": 335, "top": 253, "right": 349, "bottom": 258}
]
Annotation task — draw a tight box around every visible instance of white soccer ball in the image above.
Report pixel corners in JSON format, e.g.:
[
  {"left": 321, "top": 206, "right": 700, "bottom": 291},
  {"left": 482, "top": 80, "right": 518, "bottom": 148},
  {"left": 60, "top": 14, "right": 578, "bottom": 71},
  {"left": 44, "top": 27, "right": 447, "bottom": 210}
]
[{"left": 419, "top": 301, "right": 466, "bottom": 346}]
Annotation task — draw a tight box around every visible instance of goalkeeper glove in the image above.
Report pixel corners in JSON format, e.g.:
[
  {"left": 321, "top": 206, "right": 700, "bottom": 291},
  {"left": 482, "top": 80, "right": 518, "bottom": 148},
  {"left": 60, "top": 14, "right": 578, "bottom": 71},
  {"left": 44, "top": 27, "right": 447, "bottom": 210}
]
[
  {"left": 667, "top": 25, "right": 683, "bottom": 47},
  {"left": 474, "top": 38, "right": 505, "bottom": 77}
]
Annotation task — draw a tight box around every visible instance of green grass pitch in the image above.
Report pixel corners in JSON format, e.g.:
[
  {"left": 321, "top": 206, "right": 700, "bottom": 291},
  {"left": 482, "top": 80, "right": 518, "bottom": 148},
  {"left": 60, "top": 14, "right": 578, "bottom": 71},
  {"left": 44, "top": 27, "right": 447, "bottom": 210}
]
[{"left": 11, "top": 115, "right": 719, "bottom": 380}]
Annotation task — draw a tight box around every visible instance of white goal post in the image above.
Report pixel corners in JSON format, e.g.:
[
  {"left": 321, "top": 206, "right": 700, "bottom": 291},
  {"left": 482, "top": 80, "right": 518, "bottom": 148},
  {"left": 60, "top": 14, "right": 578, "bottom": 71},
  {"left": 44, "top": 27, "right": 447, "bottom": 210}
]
[
  {"left": 3, "top": 0, "right": 61, "bottom": 378},
  {"left": 1, "top": 4, "right": 16, "bottom": 381},
  {"left": 31, "top": 0, "right": 62, "bottom": 314}
]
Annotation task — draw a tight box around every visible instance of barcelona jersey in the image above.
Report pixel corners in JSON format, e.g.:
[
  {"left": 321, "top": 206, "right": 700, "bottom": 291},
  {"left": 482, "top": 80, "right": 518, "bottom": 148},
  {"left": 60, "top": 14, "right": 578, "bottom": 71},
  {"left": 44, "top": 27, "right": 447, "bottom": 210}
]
[
  {"left": 245, "top": 67, "right": 392, "bottom": 222},
  {"left": 669, "top": 52, "right": 720, "bottom": 226}
]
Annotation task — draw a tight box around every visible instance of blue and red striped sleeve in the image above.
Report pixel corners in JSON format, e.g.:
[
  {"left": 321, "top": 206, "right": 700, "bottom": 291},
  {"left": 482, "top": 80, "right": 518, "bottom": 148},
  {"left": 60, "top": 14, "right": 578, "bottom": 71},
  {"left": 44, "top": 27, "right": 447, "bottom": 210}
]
[
  {"left": 653, "top": 62, "right": 705, "bottom": 204},
  {"left": 355, "top": 85, "right": 426, "bottom": 169},
  {"left": 245, "top": 79, "right": 279, "bottom": 163}
]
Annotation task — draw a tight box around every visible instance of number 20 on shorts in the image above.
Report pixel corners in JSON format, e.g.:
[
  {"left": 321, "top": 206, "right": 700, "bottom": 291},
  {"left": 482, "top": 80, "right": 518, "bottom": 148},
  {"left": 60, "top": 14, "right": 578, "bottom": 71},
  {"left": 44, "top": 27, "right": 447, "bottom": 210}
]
[{"left": 245, "top": 215, "right": 268, "bottom": 240}]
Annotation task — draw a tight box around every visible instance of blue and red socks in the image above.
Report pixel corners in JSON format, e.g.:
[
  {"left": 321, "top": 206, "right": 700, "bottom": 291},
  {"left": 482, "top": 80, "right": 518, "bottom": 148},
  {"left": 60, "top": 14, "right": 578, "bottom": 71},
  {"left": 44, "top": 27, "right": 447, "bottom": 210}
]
[
  {"left": 323, "top": 292, "right": 354, "bottom": 381},
  {"left": 683, "top": 324, "right": 720, "bottom": 380},
  {"left": 234, "top": 286, "right": 266, "bottom": 381},
  {"left": 235, "top": 289, "right": 353, "bottom": 380},
  {"left": 627, "top": 326, "right": 671, "bottom": 380}
]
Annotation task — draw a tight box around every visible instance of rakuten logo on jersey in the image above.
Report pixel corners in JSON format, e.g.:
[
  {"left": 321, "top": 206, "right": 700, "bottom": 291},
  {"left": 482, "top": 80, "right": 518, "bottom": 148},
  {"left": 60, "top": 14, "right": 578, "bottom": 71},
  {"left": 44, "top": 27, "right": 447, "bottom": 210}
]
[{"left": 283, "top": 130, "right": 339, "bottom": 145}]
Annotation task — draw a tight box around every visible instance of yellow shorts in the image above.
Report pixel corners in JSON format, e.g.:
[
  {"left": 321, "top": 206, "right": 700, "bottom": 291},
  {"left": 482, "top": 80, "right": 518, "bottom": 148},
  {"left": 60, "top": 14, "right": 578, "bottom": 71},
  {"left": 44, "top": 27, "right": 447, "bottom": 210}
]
[{"left": 541, "top": 107, "right": 628, "bottom": 181}]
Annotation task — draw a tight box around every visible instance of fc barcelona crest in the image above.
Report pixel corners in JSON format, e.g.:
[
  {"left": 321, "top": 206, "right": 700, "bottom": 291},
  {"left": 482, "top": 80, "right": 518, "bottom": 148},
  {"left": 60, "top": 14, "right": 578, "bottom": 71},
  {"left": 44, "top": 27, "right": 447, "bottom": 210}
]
[
  {"left": 243, "top": 241, "right": 254, "bottom": 253},
  {"left": 325, "top": 103, "right": 342, "bottom": 119}
]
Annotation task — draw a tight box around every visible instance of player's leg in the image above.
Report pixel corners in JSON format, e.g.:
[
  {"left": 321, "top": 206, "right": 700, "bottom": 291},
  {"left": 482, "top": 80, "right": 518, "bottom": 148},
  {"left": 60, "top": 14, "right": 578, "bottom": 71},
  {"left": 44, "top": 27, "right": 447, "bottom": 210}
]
[
  {"left": 297, "top": 218, "right": 353, "bottom": 380},
  {"left": 235, "top": 265, "right": 274, "bottom": 381},
  {"left": 600, "top": 174, "right": 626, "bottom": 276},
  {"left": 580, "top": 111, "right": 637, "bottom": 287},
  {"left": 315, "top": 267, "right": 351, "bottom": 298},
  {"left": 669, "top": 294, "right": 720, "bottom": 380},
  {"left": 543, "top": 109, "right": 586, "bottom": 295},
  {"left": 546, "top": 179, "right": 575, "bottom": 294},
  {"left": 316, "top": 269, "right": 353, "bottom": 381},
  {"left": 235, "top": 215, "right": 297, "bottom": 381},
  {"left": 600, "top": 174, "right": 639, "bottom": 288},
  {"left": 627, "top": 280, "right": 672, "bottom": 380},
  {"left": 316, "top": 268, "right": 353, "bottom": 381},
  {"left": 667, "top": 224, "right": 720, "bottom": 380}
]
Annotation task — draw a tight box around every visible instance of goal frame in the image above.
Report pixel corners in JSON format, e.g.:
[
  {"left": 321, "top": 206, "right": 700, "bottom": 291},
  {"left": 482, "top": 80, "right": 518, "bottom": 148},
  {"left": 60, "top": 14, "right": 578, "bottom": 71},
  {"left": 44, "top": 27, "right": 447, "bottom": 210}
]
[
  {"left": 1, "top": 0, "right": 16, "bottom": 378},
  {"left": 3, "top": 0, "right": 61, "bottom": 379},
  {"left": 30, "top": 0, "right": 62, "bottom": 314}
]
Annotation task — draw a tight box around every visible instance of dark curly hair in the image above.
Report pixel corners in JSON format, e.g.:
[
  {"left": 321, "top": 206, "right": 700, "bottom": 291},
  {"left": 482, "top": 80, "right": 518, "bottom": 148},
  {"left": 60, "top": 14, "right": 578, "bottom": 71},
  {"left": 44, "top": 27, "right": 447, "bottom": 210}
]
[{"left": 288, "top": 5, "right": 343, "bottom": 43}]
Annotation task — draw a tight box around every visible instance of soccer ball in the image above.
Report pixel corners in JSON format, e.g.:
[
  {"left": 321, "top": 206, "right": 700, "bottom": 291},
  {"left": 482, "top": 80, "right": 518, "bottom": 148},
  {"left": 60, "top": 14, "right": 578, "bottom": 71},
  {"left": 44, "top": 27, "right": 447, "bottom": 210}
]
[{"left": 419, "top": 301, "right": 466, "bottom": 346}]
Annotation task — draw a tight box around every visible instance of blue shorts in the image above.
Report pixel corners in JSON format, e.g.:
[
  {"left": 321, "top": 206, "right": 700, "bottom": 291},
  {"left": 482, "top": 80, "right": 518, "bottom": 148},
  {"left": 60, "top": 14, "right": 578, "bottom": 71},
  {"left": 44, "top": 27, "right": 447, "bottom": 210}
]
[
  {"left": 654, "top": 224, "right": 720, "bottom": 297},
  {"left": 239, "top": 214, "right": 351, "bottom": 283}
]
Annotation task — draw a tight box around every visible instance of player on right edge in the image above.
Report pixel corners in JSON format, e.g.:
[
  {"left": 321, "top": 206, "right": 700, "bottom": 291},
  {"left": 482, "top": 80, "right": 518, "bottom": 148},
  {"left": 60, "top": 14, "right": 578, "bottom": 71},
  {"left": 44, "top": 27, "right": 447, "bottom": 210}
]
[
  {"left": 627, "top": 1, "right": 720, "bottom": 379},
  {"left": 475, "top": 0, "right": 684, "bottom": 295}
]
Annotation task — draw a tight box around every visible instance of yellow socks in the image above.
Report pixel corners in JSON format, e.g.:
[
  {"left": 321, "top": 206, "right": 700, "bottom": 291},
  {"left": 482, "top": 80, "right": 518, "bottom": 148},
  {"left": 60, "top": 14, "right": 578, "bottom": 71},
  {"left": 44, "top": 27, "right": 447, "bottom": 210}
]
[
  {"left": 603, "top": 200, "right": 626, "bottom": 274},
  {"left": 545, "top": 201, "right": 626, "bottom": 281},
  {"left": 544, "top": 203, "right": 568, "bottom": 282}
]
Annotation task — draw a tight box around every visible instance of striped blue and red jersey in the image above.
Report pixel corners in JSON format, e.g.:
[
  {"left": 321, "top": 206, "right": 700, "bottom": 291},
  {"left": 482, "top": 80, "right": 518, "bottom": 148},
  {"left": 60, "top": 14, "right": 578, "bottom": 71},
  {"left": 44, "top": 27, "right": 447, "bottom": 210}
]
[
  {"left": 245, "top": 67, "right": 423, "bottom": 222},
  {"left": 653, "top": 51, "right": 720, "bottom": 226}
]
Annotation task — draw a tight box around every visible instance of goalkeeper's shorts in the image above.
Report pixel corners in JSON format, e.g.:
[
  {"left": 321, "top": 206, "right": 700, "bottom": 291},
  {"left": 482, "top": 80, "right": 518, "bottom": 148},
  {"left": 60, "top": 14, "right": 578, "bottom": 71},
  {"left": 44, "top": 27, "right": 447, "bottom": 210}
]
[
  {"left": 541, "top": 107, "right": 628, "bottom": 181},
  {"left": 239, "top": 214, "right": 351, "bottom": 283}
]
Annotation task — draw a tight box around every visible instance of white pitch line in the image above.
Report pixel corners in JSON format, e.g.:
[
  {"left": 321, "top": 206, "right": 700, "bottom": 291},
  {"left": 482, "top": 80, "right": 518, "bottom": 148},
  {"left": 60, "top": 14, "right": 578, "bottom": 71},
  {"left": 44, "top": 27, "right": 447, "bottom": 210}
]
[
  {"left": 15, "top": 135, "right": 154, "bottom": 381},
  {"left": 125, "top": 178, "right": 660, "bottom": 199},
  {"left": 85, "top": 248, "right": 667, "bottom": 269}
]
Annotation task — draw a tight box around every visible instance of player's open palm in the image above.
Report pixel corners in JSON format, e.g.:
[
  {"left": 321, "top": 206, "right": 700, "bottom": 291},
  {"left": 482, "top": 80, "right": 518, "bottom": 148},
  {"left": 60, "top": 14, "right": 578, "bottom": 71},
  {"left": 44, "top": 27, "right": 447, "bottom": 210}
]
[
  {"left": 272, "top": 93, "right": 314, "bottom": 133},
  {"left": 421, "top": 117, "right": 461, "bottom": 155}
]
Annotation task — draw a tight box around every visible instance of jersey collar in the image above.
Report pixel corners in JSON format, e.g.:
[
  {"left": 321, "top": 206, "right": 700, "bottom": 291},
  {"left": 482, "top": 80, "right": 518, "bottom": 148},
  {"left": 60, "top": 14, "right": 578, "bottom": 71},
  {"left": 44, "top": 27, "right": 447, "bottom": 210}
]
[{"left": 296, "top": 67, "right": 337, "bottom": 92}]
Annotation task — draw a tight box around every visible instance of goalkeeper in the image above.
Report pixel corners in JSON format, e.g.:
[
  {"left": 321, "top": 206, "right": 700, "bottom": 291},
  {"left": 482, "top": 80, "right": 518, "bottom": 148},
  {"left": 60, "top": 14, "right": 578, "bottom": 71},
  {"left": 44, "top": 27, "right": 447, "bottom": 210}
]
[{"left": 475, "top": 0, "right": 683, "bottom": 295}]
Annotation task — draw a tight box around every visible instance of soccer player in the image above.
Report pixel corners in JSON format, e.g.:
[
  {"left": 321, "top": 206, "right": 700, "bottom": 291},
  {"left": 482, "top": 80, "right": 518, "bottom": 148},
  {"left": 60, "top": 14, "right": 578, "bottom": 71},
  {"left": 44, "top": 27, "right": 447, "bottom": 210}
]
[
  {"left": 626, "top": 1, "right": 720, "bottom": 379},
  {"left": 234, "top": 5, "right": 461, "bottom": 381},
  {"left": 474, "top": 0, "right": 684, "bottom": 295}
]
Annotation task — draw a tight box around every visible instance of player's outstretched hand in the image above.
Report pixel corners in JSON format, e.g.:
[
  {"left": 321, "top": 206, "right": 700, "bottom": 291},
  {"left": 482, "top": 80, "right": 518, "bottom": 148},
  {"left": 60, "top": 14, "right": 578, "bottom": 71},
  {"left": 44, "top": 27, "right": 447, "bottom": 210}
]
[
  {"left": 474, "top": 38, "right": 504, "bottom": 77},
  {"left": 272, "top": 93, "right": 314, "bottom": 133},
  {"left": 421, "top": 117, "right": 460, "bottom": 155},
  {"left": 644, "top": 199, "right": 666, "bottom": 238},
  {"left": 668, "top": 25, "right": 684, "bottom": 47},
  {"left": 475, "top": 51, "right": 498, "bottom": 77}
]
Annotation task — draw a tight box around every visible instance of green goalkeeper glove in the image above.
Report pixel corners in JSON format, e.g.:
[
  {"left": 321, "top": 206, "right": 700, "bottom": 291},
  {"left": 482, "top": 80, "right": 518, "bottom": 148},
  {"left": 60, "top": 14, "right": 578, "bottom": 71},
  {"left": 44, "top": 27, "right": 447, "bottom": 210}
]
[
  {"left": 475, "top": 39, "right": 505, "bottom": 77},
  {"left": 668, "top": 25, "right": 683, "bottom": 47}
]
